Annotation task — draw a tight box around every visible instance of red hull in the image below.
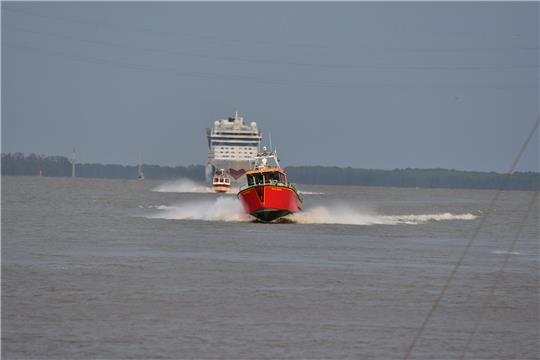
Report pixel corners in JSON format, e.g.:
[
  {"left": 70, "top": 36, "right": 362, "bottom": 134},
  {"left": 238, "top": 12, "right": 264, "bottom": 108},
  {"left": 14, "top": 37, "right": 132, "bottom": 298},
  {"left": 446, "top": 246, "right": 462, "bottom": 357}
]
[{"left": 238, "top": 185, "right": 302, "bottom": 222}]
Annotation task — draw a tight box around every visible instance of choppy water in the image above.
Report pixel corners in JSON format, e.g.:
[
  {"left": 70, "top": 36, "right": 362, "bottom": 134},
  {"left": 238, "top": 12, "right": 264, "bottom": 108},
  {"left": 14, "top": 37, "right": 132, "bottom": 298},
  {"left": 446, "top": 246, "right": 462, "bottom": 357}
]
[{"left": 2, "top": 176, "right": 538, "bottom": 359}]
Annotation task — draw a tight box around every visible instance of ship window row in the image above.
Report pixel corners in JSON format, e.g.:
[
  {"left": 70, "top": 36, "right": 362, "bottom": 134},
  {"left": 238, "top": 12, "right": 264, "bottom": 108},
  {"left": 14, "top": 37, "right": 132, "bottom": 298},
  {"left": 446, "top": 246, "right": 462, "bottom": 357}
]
[
  {"left": 217, "top": 156, "right": 253, "bottom": 159},
  {"left": 211, "top": 134, "right": 260, "bottom": 137},
  {"left": 212, "top": 142, "right": 260, "bottom": 146},
  {"left": 212, "top": 132, "right": 260, "bottom": 136},
  {"left": 215, "top": 151, "right": 256, "bottom": 154},
  {"left": 211, "top": 134, "right": 261, "bottom": 137},
  {"left": 217, "top": 146, "right": 256, "bottom": 150},
  {"left": 216, "top": 147, "right": 256, "bottom": 151},
  {"left": 211, "top": 136, "right": 259, "bottom": 141},
  {"left": 217, "top": 150, "right": 256, "bottom": 153},
  {"left": 217, "top": 153, "right": 255, "bottom": 156}
]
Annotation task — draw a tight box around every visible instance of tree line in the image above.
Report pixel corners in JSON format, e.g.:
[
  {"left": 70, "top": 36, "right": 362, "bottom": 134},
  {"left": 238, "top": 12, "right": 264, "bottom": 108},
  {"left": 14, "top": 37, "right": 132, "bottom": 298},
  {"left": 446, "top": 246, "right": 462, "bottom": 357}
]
[
  {"left": 286, "top": 166, "right": 539, "bottom": 191},
  {"left": 2, "top": 153, "right": 538, "bottom": 191},
  {"left": 1, "top": 153, "right": 204, "bottom": 181}
]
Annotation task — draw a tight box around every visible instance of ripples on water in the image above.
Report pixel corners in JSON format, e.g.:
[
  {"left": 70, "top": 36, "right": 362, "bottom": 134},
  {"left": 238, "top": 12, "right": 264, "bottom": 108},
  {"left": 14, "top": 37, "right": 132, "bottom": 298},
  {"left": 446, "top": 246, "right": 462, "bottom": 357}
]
[{"left": 2, "top": 176, "right": 538, "bottom": 359}]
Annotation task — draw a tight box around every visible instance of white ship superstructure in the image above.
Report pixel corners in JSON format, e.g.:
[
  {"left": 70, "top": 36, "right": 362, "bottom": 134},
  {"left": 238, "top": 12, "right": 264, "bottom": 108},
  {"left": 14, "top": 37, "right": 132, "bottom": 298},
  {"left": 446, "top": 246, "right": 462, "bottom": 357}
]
[{"left": 206, "top": 112, "right": 262, "bottom": 183}]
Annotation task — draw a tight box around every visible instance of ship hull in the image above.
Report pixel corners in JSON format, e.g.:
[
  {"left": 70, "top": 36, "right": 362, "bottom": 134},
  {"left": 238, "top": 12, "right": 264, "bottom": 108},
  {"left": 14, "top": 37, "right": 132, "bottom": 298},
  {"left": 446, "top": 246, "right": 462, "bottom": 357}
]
[
  {"left": 238, "top": 185, "right": 302, "bottom": 222},
  {"left": 213, "top": 184, "right": 231, "bottom": 193}
]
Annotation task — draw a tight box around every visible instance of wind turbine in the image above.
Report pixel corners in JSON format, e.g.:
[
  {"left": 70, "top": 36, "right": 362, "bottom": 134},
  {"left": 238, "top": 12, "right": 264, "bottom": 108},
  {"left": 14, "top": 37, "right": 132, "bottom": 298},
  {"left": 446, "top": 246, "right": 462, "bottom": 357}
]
[{"left": 70, "top": 148, "right": 77, "bottom": 178}]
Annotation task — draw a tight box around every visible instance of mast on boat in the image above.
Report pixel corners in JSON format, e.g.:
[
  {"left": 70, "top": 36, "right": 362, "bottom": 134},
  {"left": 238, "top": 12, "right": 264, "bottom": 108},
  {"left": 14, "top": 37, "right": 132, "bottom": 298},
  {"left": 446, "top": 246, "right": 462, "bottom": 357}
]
[{"left": 137, "top": 153, "right": 144, "bottom": 180}]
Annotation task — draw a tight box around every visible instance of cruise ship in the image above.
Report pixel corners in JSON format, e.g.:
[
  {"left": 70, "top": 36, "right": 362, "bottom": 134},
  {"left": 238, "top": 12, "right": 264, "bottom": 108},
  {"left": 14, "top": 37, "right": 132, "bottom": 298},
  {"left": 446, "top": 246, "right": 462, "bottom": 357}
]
[{"left": 206, "top": 112, "right": 262, "bottom": 183}]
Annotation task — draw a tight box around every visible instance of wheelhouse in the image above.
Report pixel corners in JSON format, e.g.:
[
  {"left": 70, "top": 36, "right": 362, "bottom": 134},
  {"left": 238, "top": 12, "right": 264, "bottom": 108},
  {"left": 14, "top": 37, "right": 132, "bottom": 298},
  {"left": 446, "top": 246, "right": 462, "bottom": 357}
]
[
  {"left": 213, "top": 176, "right": 230, "bottom": 184},
  {"left": 245, "top": 169, "right": 288, "bottom": 187}
]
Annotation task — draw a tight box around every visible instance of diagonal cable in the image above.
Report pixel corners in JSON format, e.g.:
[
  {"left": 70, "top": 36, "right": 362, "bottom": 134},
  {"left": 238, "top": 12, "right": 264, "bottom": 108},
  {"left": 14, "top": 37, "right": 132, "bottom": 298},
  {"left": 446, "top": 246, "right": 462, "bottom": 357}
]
[
  {"left": 459, "top": 189, "right": 539, "bottom": 360},
  {"left": 403, "top": 117, "right": 540, "bottom": 360}
]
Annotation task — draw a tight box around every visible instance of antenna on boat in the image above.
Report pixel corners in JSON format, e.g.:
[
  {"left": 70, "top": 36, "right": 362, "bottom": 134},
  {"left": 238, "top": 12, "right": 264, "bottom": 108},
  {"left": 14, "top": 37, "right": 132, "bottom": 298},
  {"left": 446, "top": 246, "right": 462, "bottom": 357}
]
[{"left": 269, "top": 132, "right": 273, "bottom": 153}]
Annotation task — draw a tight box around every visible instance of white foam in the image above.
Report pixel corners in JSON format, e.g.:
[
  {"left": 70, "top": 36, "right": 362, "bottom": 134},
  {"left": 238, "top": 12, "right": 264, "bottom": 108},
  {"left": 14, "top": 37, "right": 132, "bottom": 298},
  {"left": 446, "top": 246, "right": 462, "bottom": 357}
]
[
  {"left": 299, "top": 191, "right": 325, "bottom": 195},
  {"left": 147, "top": 196, "right": 250, "bottom": 222},
  {"left": 287, "top": 205, "right": 478, "bottom": 225},
  {"left": 491, "top": 250, "right": 522, "bottom": 255},
  {"left": 152, "top": 179, "right": 238, "bottom": 194},
  {"left": 153, "top": 179, "right": 211, "bottom": 193},
  {"left": 146, "top": 198, "right": 478, "bottom": 226}
]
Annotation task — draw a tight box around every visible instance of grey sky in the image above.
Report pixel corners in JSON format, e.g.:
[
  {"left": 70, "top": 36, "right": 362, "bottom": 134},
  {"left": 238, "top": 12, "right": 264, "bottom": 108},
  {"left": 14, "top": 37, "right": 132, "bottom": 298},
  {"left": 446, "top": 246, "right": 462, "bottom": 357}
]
[{"left": 2, "top": 2, "right": 539, "bottom": 172}]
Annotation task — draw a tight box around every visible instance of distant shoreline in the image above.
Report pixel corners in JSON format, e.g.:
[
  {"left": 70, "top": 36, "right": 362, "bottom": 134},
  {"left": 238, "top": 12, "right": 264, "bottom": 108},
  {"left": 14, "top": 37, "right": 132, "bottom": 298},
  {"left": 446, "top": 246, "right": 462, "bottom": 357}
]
[{"left": 2, "top": 153, "right": 538, "bottom": 191}]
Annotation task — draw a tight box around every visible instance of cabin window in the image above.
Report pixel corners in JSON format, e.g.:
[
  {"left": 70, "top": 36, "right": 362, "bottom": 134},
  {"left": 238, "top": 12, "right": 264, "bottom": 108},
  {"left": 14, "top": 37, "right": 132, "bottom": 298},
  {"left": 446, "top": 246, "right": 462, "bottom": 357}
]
[
  {"left": 247, "top": 175, "right": 254, "bottom": 186},
  {"left": 254, "top": 174, "right": 264, "bottom": 185},
  {"left": 262, "top": 171, "right": 281, "bottom": 185},
  {"left": 225, "top": 178, "right": 230, "bottom": 183}
]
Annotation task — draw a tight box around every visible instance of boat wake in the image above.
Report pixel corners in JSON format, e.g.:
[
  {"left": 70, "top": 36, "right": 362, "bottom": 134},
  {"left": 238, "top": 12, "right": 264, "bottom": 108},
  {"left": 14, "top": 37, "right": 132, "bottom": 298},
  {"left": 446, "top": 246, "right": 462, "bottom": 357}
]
[
  {"left": 146, "top": 197, "right": 250, "bottom": 222},
  {"left": 287, "top": 205, "right": 478, "bottom": 225},
  {"left": 153, "top": 179, "right": 211, "bottom": 193},
  {"left": 153, "top": 179, "right": 320, "bottom": 195},
  {"left": 153, "top": 179, "right": 238, "bottom": 194},
  {"left": 298, "top": 190, "right": 325, "bottom": 195},
  {"left": 145, "top": 198, "right": 478, "bottom": 225}
]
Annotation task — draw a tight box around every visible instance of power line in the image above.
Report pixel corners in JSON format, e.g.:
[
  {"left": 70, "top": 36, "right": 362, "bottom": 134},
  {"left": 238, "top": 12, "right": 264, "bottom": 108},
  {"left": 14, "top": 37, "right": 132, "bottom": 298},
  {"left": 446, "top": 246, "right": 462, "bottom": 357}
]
[
  {"left": 3, "top": 42, "right": 349, "bottom": 89},
  {"left": 6, "top": 43, "right": 538, "bottom": 91},
  {"left": 5, "top": 25, "right": 538, "bottom": 71},
  {"left": 4, "top": 6, "right": 540, "bottom": 53},
  {"left": 402, "top": 117, "right": 540, "bottom": 360}
]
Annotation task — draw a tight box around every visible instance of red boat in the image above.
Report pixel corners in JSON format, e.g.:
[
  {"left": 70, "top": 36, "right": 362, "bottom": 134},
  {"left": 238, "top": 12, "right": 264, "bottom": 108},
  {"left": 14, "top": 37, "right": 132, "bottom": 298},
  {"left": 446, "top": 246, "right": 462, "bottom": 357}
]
[{"left": 237, "top": 149, "right": 302, "bottom": 222}]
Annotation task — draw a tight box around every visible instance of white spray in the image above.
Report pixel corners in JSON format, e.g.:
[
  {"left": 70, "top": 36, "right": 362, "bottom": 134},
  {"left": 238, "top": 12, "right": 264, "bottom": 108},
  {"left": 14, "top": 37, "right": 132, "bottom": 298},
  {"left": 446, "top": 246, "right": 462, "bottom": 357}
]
[
  {"left": 147, "top": 197, "right": 250, "bottom": 222},
  {"left": 153, "top": 178, "right": 239, "bottom": 194},
  {"left": 146, "top": 198, "right": 477, "bottom": 225},
  {"left": 288, "top": 205, "right": 477, "bottom": 225}
]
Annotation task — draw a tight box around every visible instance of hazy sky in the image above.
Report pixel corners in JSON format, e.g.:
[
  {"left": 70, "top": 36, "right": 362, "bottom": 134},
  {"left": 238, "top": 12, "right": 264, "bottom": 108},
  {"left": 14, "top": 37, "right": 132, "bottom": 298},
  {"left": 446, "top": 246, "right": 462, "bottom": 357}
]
[{"left": 2, "top": 2, "right": 539, "bottom": 172}]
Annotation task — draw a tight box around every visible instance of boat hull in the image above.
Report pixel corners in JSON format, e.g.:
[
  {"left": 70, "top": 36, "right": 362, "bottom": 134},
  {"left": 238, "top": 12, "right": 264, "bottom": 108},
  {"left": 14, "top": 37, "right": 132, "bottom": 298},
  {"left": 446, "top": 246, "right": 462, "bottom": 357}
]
[
  {"left": 213, "top": 184, "right": 231, "bottom": 193},
  {"left": 238, "top": 185, "right": 302, "bottom": 222}
]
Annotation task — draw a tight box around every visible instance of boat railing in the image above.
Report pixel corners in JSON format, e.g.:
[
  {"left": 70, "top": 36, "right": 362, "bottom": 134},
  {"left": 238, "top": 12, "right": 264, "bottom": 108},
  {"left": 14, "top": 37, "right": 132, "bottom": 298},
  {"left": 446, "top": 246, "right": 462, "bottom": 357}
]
[{"left": 239, "top": 183, "right": 250, "bottom": 191}]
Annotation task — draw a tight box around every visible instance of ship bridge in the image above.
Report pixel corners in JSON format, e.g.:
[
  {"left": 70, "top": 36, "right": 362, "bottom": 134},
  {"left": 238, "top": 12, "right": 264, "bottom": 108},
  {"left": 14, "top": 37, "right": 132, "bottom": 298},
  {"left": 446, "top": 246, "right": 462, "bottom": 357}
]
[{"left": 205, "top": 112, "right": 263, "bottom": 182}]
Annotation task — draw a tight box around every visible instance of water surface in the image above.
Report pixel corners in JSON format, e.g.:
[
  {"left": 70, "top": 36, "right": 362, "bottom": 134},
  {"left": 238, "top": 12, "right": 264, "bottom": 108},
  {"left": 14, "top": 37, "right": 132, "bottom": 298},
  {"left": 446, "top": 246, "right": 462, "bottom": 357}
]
[{"left": 2, "top": 176, "right": 538, "bottom": 359}]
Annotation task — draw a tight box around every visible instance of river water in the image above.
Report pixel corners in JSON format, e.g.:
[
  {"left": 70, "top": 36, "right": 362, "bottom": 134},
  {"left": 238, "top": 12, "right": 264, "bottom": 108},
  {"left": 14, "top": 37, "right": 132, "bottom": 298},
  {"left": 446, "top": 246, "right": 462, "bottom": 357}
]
[{"left": 2, "top": 176, "right": 538, "bottom": 359}]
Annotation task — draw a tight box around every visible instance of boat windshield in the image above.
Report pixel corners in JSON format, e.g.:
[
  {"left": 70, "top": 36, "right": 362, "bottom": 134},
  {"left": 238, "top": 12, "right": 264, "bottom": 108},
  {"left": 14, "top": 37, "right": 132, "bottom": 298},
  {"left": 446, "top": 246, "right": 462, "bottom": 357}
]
[{"left": 247, "top": 171, "right": 287, "bottom": 186}]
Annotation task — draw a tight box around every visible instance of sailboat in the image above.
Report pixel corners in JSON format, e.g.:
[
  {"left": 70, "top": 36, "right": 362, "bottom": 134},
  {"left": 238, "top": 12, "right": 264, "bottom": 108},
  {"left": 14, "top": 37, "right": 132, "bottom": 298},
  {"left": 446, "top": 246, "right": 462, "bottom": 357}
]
[{"left": 137, "top": 154, "right": 144, "bottom": 180}]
